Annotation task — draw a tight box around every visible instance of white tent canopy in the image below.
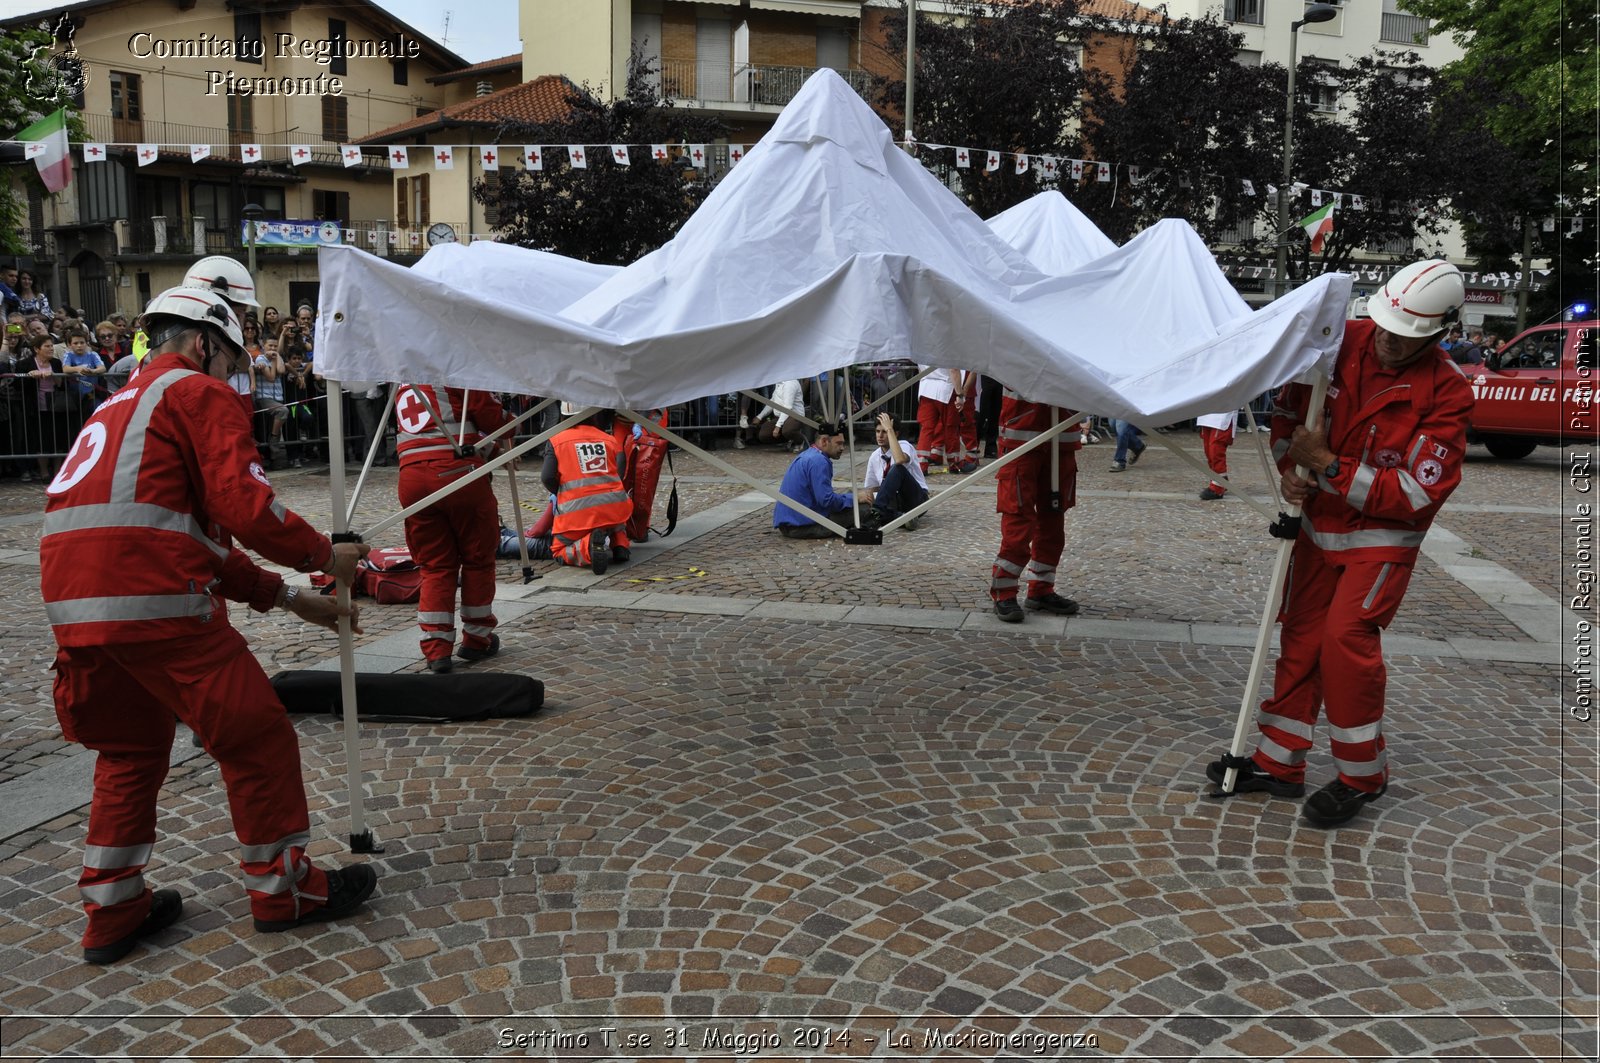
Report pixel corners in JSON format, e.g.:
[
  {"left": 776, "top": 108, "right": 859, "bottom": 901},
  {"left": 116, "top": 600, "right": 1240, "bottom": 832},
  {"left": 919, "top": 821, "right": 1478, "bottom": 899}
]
[
  {"left": 987, "top": 190, "right": 1119, "bottom": 276},
  {"left": 316, "top": 68, "right": 1349, "bottom": 423}
]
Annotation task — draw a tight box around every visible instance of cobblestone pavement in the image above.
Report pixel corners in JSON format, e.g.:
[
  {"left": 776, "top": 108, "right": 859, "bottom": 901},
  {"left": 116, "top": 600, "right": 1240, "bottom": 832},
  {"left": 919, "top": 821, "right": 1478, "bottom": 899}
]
[{"left": 0, "top": 433, "right": 1594, "bottom": 1060}]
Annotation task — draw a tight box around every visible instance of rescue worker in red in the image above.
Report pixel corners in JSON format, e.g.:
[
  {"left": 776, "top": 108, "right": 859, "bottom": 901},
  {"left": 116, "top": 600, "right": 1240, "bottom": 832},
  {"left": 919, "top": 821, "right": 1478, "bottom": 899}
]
[
  {"left": 1195, "top": 409, "right": 1237, "bottom": 500},
  {"left": 1208, "top": 260, "right": 1475, "bottom": 827},
  {"left": 539, "top": 406, "right": 633, "bottom": 575},
  {"left": 40, "top": 287, "right": 376, "bottom": 964},
  {"left": 395, "top": 382, "right": 512, "bottom": 674},
  {"left": 989, "top": 388, "right": 1083, "bottom": 622}
]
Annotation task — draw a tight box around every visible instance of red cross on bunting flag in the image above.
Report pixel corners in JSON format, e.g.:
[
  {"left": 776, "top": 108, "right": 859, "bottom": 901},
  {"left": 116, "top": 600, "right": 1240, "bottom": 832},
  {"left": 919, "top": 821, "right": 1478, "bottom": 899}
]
[
  {"left": 610, "top": 144, "right": 629, "bottom": 165},
  {"left": 729, "top": 145, "right": 744, "bottom": 165},
  {"left": 690, "top": 144, "right": 705, "bottom": 166},
  {"left": 567, "top": 145, "right": 586, "bottom": 169},
  {"left": 24, "top": 142, "right": 45, "bottom": 159},
  {"left": 189, "top": 144, "right": 210, "bottom": 163},
  {"left": 1041, "top": 156, "right": 1057, "bottom": 175},
  {"left": 651, "top": 144, "right": 668, "bottom": 161},
  {"left": 241, "top": 144, "right": 260, "bottom": 162},
  {"left": 137, "top": 144, "right": 157, "bottom": 166},
  {"left": 291, "top": 145, "right": 310, "bottom": 166},
  {"left": 84, "top": 143, "right": 106, "bottom": 160},
  {"left": 956, "top": 148, "right": 970, "bottom": 169},
  {"left": 1096, "top": 162, "right": 1111, "bottom": 183},
  {"left": 434, "top": 146, "right": 454, "bottom": 169},
  {"left": 389, "top": 146, "right": 409, "bottom": 169},
  {"left": 1070, "top": 158, "right": 1084, "bottom": 180},
  {"left": 480, "top": 146, "right": 498, "bottom": 170},
  {"left": 1014, "top": 153, "right": 1029, "bottom": 175},
  {"left": 985, "top": 150, "right": 1000, "bottom": 173},
  {"left": 523, "top": 145, "right": 542, "bottom": 171},
  {"left": 341, "top": 145, "right": 362, "bottom": 168}
]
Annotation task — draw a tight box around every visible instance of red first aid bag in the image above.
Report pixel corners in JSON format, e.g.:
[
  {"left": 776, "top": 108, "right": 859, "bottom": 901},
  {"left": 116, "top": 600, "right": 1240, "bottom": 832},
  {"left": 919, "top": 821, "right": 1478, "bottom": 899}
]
[{"left": 310, "top": 545, "right": 422, "bottom": 604}]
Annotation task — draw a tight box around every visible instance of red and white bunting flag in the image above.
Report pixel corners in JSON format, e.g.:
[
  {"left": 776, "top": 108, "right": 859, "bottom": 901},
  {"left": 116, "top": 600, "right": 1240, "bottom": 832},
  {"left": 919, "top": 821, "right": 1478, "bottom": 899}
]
[
  {"left": 1014, "top": 154, "right": 1029, "bottom": 175},
  {"left": 1350, "top": 195, "right": 1365, "bottom": 211},
  {"left": 523, "top": 145, "right": 542, "bottom": 171},
  {"left": 688, "top": 143, "right": 707, "bottom": 168},
  {"left": 1070, "top": 159, "right": 1084, "bottom": 180},
  {"left": 480, "top": 146, "right": 499, "bottom": 169},
  {"left": 611, "top": 144, "right": 630, "bottom": 165},
  {"left": 955, "top": 148, "right": 970, "bottom": 169},
  {"left": 290, "top": 144, "right": 311, "bottom": 166},
  {"left": 389, "top": 146, "right": 409, "bottom": 169},
  {"left": 985, "top": 150, "right": 1001, "bottom": 173},
  {"left": 1128, "top": 165, "right": 1141, "bottom": 185},
  {"left": 1096, "top": 162, "right": 1111, "bottom": 183},
  {"left": 567, "top": 145, "right": 586, "bottom": 169},
  {"left": 1543, "top": 217, "right": 1557, "bottom": 232},
  {"left": 1311, "top": 188, "right": 1323, "bottom": 207},
  {"left": 433, "top": 146, "right": 454, "bottom": 169},
  {"left": 729, "top": 145, "right": 744, "bottom": 165},
  {"left": 137, "top": 143, "right": 158, "bottom": 167},
  {"left": 240, "top": 143, "right": 261, "bottom": 163},
  {"left": 1241, "top": 179, "right": 1255, "bottom": 196},
  {"left": 368, "top": 229, "right": 380, "bottom": 246},
  {"left": 409, "top": 231, "right": 420, "bottom": 247},
  {"left": 83, "top": 143, "right": 107, "bottom": 162},
  {"left": 1333, "top": 192, "right": 1344, "bottom": 208},
  {"left": 389, "top": 229, "right": 400, "bottom": 246},
  {"left": 189, "top": 144, "right": 211, "bottom": 163},
  {"left": 1041, "top": 156, "right": 1057, "bottom": 176},
  {"left": 340, "top": 145, "right": 362, "bottom": 168},
  {"left": 651, "top": 144, "right": 669, "bottom": 163},
  {"left": 23, "top": 141, "right": 46, "bottom": 160}
]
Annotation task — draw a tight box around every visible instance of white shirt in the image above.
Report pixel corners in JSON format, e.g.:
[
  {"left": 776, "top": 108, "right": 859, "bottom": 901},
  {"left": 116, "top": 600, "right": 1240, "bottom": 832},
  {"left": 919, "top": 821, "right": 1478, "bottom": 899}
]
[
  {"left": 757, "top": 379, "right": 805, "bottom": 426},
  {"left": 917, "top": 365, "right": 954, "bottom": 404},
  {"left": 1196, "top": 410, "right": 1238, "bottom": 432},
  {"left": 863, "top": 441, "right": 927, "bottom": 492}
]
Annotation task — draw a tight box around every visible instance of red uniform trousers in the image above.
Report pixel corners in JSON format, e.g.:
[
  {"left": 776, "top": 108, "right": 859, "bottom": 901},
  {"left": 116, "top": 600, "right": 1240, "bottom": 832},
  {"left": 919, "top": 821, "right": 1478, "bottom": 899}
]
[
  {"left": 990, "top": 452, "right": 1076, "bottom": 603},
  {"left": 1199, "top": 426, "right": 1233, "bottom": 494},
  {"left": 1253, "top": 536, "right": 1411, "bottom": 793},
  {"left": 916, "top": 396, "right": 950, "bottom": 467},
  {"left": 399, "top": 461, "right": 499, "bottom": 662},
  {"left": 947, "top": 393, "right": 978, "bottom": 465},
  {"left": 53, "top": 630, "right": 332, "bottom": 948},
  {"left": 551, "top": 524, "right": 626, "bottom": 567}
]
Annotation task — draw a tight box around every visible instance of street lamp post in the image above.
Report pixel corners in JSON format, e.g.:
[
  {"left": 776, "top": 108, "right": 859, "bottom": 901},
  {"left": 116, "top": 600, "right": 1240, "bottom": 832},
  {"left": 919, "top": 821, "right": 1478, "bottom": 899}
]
[
  {"left": 1273, "top": 3, "right": 1339, "bottom": 301},
  {"left": 903, "top": 0, "right": 917, "bottom": 154},
  {"left": 241, "top": 202, "right": 265, "bottom": 278}
]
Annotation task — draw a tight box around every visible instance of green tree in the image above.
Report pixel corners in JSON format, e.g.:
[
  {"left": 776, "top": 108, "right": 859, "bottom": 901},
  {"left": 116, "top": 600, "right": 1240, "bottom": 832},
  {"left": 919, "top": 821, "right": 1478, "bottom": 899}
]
[
  {"left": 473, "top": 55, "right": 727, "bottom": 265},
  {"left": 1, "top": 17, "right": 84, "bottom": 255}
]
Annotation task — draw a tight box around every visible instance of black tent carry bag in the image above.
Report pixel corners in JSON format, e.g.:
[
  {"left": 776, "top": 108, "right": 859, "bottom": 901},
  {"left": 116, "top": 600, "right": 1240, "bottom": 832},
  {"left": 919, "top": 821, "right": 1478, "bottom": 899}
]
[{"left": 272, "top": 670, "right": 543, "bottom": 722}]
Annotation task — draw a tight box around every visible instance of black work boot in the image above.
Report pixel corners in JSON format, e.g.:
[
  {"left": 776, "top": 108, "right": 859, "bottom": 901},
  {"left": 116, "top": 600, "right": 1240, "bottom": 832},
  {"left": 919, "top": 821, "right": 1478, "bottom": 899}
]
[
  {"left": 589, "top": 530, "right": 609, "bottom": 575},
  {"left": 993, "top": 598, "right": 1024, "bottom": 623},
  {"left": 1303, "top": 778, "right": 1387, "bottom": 827},
  {"left": 1206, "top": 755, "right": 1305, "bottom": 798},
  {"left": 83, "top": 889, "right": 184, "bottom": 964},
  {"left": 254, "top": 865, "right": 378, "bottom": 933},
  {"left": 457, "top": 633, "right": 500, "bottom": 663},
  {"left": 1024, "top": 592, "right": 1080, "bottom": 616}
]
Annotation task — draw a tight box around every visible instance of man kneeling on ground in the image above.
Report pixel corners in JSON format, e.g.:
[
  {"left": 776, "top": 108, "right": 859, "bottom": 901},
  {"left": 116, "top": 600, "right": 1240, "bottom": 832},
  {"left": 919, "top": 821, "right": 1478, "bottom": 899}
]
[
  {"left": 532, "top": 407, "right": 633, "bottom": 574},
  {"left": 773, "top": 419, "right": 868, "bottom": 539}
]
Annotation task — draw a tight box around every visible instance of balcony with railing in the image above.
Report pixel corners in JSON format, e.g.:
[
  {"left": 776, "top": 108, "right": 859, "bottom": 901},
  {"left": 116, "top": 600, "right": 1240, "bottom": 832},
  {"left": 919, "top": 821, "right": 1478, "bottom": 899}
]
[
  {"left": 656, "top": 58, "right": 876, "bottom": 109},
  {"left": 77, "top": 113, "right": 390, "bottom": 167},
  {"left": 1224, "top": 0, "right": 1264, "bottom": 27},
  {"left": 1380, "top": 12, "right": 1430, "bottom": 45}
]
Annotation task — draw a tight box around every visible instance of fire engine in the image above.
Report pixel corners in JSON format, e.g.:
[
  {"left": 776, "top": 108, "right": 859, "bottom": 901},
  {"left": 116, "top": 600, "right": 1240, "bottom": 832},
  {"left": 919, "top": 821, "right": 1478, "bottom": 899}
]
[{"left": 1466, "top": 322, "right": 1597, "bottom": 459}]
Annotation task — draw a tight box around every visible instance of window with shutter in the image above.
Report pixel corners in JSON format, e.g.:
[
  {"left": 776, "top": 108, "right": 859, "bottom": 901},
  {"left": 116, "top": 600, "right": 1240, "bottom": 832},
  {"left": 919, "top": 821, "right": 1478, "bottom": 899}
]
[
  {"left": 321, "top": 97, "right": 348, "bottom": 141},
  {"left": 396, "top": 177, "right": 409, "bottom": 227},
  {"left": 418, "top": 174, "right": 430, "bottom": 228}
]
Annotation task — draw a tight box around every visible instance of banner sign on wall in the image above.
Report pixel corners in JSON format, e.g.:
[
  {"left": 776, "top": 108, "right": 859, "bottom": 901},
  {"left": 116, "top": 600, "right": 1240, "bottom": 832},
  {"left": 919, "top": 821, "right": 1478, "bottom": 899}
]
[{"left": 241, "top": 219, "right": 344, "bottom": 247}]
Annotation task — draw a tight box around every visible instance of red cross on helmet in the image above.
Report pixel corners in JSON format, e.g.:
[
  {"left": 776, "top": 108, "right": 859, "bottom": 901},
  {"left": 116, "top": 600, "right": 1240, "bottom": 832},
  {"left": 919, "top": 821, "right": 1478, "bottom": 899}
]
[{"left": 1365, "top": 259, "right": 1464, "bottom": 340}]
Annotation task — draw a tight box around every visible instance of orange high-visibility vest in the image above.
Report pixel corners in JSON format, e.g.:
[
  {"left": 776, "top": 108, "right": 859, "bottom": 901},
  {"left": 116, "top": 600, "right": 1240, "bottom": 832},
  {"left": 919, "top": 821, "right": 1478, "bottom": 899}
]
[{"left": 551, "top": 425, "right": 632, "bottom": 535}]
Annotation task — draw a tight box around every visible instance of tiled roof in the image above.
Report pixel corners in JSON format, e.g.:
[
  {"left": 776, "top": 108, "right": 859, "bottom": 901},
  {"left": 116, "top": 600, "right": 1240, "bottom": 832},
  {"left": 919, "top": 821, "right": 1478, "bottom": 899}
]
[
  {"left": 358, "top": 75, "right": 583, "bottom": 143},
  {"left": 426, "top": 53, "right": 524, "bottom": 84}
]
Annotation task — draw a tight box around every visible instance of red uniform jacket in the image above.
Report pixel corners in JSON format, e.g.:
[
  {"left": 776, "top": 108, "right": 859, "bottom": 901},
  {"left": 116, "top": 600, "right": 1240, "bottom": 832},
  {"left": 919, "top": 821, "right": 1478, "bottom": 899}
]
[
  {"left": 996, "top": 390, "right": 1084, "bottom": 460},
  {"left": 40, "top": 354, "right": 332, "bottom": 646},
  {"left": 396, "top": 384, "right": 509, "bottom": 468},
  {"left": 1272, "top": 319, "right": 1475, "bottom": 564}
]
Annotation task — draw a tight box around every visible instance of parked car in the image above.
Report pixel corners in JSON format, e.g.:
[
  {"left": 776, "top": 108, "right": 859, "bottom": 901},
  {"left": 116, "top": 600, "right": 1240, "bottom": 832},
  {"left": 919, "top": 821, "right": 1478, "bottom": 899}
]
[{"left": 1465, "top": 320, "right": 1596, "bottom": 459}]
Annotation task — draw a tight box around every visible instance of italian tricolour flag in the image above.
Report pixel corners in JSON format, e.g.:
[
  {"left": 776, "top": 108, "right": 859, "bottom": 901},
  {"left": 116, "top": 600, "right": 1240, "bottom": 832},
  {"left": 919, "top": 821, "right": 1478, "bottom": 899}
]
[
  {"left": 17, "top": 108, "right": 71, "bottom": 193},
  {"left": 1299, "top": 202, "right": 1335, "bottom": 254}
]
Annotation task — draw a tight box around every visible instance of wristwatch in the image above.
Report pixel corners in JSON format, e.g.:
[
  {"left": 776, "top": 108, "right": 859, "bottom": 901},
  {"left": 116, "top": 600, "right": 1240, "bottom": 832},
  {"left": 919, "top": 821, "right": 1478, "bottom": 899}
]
[
  {"left": 1323, "top": 458, "right": 1342, "bottom": 478},
  {"left": 281, "top": 584, "right": 301, "bottom": 610}
]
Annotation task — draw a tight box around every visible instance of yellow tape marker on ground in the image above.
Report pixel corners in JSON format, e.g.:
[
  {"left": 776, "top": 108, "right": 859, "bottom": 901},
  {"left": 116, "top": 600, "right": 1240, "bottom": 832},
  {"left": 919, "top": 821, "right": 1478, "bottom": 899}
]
[{"left": 625, "top": 567, "right": 707, "bottom": 584}]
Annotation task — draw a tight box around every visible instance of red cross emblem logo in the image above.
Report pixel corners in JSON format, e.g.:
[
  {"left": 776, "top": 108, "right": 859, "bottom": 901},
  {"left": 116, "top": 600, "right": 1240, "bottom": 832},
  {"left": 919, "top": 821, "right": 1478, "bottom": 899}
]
[
  {"left": 345, "top": 149, "right": 359, "bottom": 161},
  {"left": 396, "top": 389, "right": 433, "bottom": 434},
  {"left": 958, "top": 151, "right": 968, "bottom": 164},
  {"left": 86, "top": 146, "right": 102, "bottom": 157},
  {"left": 244, "top": 146, "right": 258, "bottom": 158},
  {"left": 614, "top": 148, "right": 626, "bottom": 161},
  {"left": 528, "top": 150, "right": 540, "bottom": 164},
  {"left": 295, "top": 148, "right": 308, "bottom": 158},
  {"left": 1044, "top": 160, "right": 1055, "bottom": 172},
  {"left": 392, "top": 150, "right": 405, "bottom": 163},
  {"left": 141, "top": 149, "right": 154, "bottom": 160},
  {"left": 572, "top": 150, "right": 583, "bottom": 163},
  {"left": 730, "top": 148, "right": 742, "bottom": 162},
  {"left": 693, "top": 148, "right": 703, "bottom": 162},
  {"left": 482, "top": 150, "right": 495, "bottom": 165},
  {"left": 654, "top": 148, "right": 666, "bottom": 160},
  {"left": 50, "top": 423, "right": 108, "bottom": 494},
  {"left": 436, "top": 150, "right": 450, "bottom": 164},
  {"left": 1390, "top": 297, "right": 1401, "bottom": 308}
]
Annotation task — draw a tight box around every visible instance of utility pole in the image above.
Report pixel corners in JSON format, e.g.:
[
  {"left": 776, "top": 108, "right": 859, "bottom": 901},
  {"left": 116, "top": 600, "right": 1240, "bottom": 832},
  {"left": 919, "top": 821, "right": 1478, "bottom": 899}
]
[
  {"left": 902, "top": 0, "right": 916, "bottom": 154},
  {"left": 1516, "top": 215, "right": 1532, "bottom": 332}
]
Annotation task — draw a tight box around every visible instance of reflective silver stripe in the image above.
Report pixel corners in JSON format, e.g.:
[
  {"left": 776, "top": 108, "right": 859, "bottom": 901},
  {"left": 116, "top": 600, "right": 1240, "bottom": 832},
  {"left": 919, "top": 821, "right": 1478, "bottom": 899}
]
[
  {"left": 1024, "top": 563, "right": 1055, "bottom": 579},
  {"left": 239, "top": 831, "right": 310, "bottom": 865},
  {"left": 1395, "top": 470, "right": 1431, "bottom": 511},
  {"left": 459, "top": 605, "right": 494, "bottom": 619},
  {"left": 398, "top": 440, "right": 456, "bottom": 454},
  {"left": 1000, "top": 428, "right": 1040, "bottom": 441},
  {"left": 44, "top": 503, "right": 229, "bottom": 559},
  {"left": 1257, "top": 736, "right": 1307, "bottom": 765},
  {"left": 1328, "top": 721, "right": 1382, "bottom": 744},
  {"left": 84, "top": 843, "right": 153, "bottom": 869},
  {"left": 1406, "top": 434, "right": 1427, "bottom": 467},
  {"left": 1304, "top": 523, "right": 1426, "bottom": 553},
  {"left": 1362, "top": 562, "right": 1393, "bottom": 611},
  {"left": 421, "top": 633, "right": 453, "bottom": 644},
  {"left": 991, "top": 577, "right": 1019, "bottom": 590},
  {"left": 244, "top": 868, "right": 300, "bottom": 895},
  {"left": 565, "top": 474, "right": 622, "bottom": 490},
  {"left": 559, "top": 490, "right": 629, "bottom": 513},
  {"left": 1334, "top": 749, "right": 1388, "bottom": 777},
  {"left": 47, "top": 593, "right": 214, "bottom": 625},
  {"left": 1272, "top": 439, "right": 1290, "bottom": 462},
  {"left": 81, "top": 876, "right": 145, "bottom": 907},
  {"left": 462, "top": 623, "right": 494, "bottom": 637},
  {"left": 993, "top": 558, "right": 1023, "bottom": 575},
  {"left": 417, "top": 611, "right": 454, "bottom": 624},
  {"left": 269, "top": 498, "right": 288, "bottom": 523},
  {"left": 1271, "top": 404, "right": 1299, "bottom": 419},
  {"left": 1257, "top": 711, "right": 1315, "bottom": 741},
  {"left": 1347, "top": 464, "right": 1377, "bottom": 511},
  {"left": 111, "top": 369, "right": 198, "bottom": 502}
]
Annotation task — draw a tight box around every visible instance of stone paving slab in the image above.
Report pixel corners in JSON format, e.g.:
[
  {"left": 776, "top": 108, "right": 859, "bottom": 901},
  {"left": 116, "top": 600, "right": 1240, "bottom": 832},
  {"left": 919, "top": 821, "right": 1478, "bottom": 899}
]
[{"left": 0, "top": 440, "right": 1592, "bottom": 1060}]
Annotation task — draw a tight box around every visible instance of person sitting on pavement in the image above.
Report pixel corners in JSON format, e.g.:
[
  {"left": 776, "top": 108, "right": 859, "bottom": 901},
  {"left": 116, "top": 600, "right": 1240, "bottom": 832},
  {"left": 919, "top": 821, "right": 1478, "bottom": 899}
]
[
  {"left": 751, "top": 378, "right": 808, "bottom": 451},
  {"left": 861, "top": 412, "right": 928, "bottom": 529},
  {"left": 773, "top": 419, "right": 864, "bottom": 539}
]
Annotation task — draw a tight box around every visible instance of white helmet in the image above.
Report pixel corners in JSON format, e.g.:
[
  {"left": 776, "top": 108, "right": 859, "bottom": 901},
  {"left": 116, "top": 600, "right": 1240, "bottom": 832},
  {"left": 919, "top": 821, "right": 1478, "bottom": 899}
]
[
  {"left": 560, "top": 401, "right": 577, "bottom": 416},
  {"left": 1366, "top": 260, "right": 1464, "bottom": 340},
  {"left": 182, "top": 255, "right": 259, "bottom": 308},
  {"left": 142, "top": 286, "right": 247, "bottom": 357}
]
